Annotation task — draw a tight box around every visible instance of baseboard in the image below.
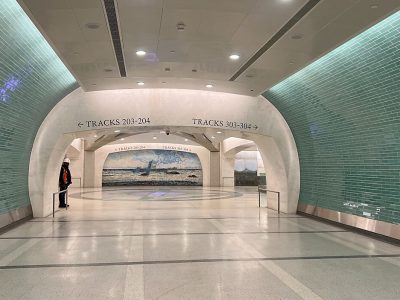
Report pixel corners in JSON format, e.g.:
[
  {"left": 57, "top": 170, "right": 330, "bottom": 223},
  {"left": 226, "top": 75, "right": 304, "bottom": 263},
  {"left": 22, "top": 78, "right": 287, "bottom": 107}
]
[{"left": 297, "top": 202, "right": 400, "bottom": 241}]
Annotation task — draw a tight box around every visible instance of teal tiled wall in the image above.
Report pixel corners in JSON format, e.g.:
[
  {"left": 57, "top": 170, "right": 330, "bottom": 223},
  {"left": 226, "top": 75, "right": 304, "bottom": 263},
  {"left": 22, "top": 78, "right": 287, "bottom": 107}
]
[
  {"left": 264, "top": 11, "right": 400, "bottom": 224},
  {"left": 0, "top": 0, "right": 78, "bottom": 216}
]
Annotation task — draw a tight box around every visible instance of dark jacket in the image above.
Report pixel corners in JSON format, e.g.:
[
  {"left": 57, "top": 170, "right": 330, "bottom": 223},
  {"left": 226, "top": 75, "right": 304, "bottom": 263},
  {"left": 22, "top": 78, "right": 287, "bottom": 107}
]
[{"left": 59, "top": 163, "right": 72, "bottom": 188}]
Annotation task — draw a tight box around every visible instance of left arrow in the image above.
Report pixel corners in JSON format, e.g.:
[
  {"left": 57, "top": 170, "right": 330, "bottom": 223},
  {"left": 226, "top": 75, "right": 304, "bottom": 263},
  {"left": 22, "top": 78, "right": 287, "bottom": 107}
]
[{"left": 78, "top": 122, "right": 83, "bottom": 128}]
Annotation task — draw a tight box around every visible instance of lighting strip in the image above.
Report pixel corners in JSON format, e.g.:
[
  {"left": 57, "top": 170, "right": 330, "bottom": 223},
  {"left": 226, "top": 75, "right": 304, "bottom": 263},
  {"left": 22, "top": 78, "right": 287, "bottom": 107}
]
[{"left": 229, "top": 0, "right": 321, "bottom": 81}]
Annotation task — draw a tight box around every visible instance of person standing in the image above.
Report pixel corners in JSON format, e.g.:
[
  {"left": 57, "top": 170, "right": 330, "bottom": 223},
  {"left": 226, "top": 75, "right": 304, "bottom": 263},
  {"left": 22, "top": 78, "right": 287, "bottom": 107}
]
[{"left": 59, "top": 158, "right": 72, "bottom": 208}]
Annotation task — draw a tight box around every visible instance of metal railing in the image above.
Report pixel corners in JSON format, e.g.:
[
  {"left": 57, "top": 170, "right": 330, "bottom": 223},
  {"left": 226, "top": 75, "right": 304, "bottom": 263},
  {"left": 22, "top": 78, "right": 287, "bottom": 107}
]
[
  {"left": 258, "top": 185, "right": 280, "bottom": 214},
  {"left": 52, "top": 189, "right": 68, "bottom": 218}
]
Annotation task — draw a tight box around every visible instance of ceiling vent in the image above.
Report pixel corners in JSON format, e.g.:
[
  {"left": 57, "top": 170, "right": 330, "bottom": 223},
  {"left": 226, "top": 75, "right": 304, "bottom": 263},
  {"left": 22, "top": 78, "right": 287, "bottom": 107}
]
[{"left": 103, "top": 0, "right": 127, "bottom": 77}]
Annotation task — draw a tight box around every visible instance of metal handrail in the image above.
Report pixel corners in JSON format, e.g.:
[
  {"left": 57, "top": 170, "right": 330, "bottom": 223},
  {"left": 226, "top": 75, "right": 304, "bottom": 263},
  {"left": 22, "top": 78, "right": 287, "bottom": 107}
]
[
  {"left": 52, "top": 189, "right": 68, "bottom": 218},
  {"left": 258, "top": 185, "right": 280, "bottom": 214}
]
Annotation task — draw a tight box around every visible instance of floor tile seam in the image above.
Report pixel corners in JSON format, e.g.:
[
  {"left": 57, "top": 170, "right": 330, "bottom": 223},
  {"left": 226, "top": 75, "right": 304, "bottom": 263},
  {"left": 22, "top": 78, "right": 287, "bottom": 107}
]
[
  {"left": 286, "top": 218, "right": 400, "bottom": 254},
  {"left": 1, "top": 254, "right": 399, "bottom": 270},
  {"left": 28, "top": 216, "right": 303, "bottom": 222},
  {"left": 0, "top": 224, "right": 62, "bottom": 266},
  {"left": 285, "top": 218, "right": 400, "bottom": 267},
  {"left": 210, "top": 219, "right": 324, "bottom": 300},
  {"left": 0, "top": 230, "right": 349, "bottom": 239}
]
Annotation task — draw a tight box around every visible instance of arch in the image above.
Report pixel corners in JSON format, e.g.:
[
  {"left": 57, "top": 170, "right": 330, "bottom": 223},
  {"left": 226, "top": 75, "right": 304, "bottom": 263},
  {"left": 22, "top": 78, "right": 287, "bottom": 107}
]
[{"left": 29, "top": 88, "right": 299, "bottom": 217}]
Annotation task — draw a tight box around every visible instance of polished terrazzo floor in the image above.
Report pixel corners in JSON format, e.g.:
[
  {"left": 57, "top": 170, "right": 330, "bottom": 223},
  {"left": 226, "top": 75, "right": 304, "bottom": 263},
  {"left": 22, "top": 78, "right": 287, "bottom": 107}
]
[{"left": 0, "top": 186, "right": 399, "bottom": 299}]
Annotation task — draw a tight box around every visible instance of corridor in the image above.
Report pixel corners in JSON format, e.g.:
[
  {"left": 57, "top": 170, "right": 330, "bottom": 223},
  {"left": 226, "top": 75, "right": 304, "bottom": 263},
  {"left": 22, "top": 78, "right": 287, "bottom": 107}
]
[{"left": 0, "top": 187, "right": 399, "bottom": 299}]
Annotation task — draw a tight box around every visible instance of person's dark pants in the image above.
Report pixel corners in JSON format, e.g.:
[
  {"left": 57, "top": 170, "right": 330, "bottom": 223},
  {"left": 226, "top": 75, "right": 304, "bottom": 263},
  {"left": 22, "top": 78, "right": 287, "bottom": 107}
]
[{"left": 59, "top": 185, "right": 68, "bottom": 207}]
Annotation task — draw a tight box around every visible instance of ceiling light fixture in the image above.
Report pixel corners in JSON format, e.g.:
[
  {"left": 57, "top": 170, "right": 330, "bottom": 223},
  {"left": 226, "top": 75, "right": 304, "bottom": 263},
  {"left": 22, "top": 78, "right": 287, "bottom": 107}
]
[
  {"left": 120, "top": 138, "right": 125, "bottom": 141},
  {"left": 94, "top": 135, "right": 98, "bottom": 138},
  {"left": 211, "top": 136, "right": 215, "bottom": 139},
  {"left": 137, "top": 81, "right": 144, "bottom": 86},
  {"left": 291, "top": 34, "right": 303, "bottom": 40},
  {"left": 177, "top": 21, "right": 186, "bottom": 31},
  {"left": 370, "top": 5, "right": 378, "bottom": 9},
  {"left": 153, "top": 136, "right": 157, "bottom": 140},
  {"left": 206, "top": 84, "right": 213, "bottom": 88},
  {"left": 229, "top": 54, "right": 240, "bottom": 60},
  {"left": 114, "top": 130, "right": 120, "bottom": 133},
  {"left": 136, "top": 50, "right": 146, "bottom": 56},
  {"left": 216, "top": 131, "right": 222, "bottom": 134},
  {"left": 184, "top": 139, "right": 188, "bottom": 142},
  {"left": 85, "top": 22, "right": 100, "bottom": 29}
]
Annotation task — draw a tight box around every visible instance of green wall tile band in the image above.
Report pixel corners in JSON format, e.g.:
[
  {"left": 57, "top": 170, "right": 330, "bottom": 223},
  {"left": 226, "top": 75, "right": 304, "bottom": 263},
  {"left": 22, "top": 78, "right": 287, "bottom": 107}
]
[
  {"left": 264, "top": 11, "right": 400, "bottom": 224},
  {"left": 0, "top": 0, "right": 78, "bottom": 214}
]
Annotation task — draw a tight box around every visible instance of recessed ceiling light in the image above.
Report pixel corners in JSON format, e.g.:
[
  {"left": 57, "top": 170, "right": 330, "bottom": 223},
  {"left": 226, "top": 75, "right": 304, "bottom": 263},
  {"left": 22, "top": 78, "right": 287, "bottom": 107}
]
[
  {"left": 291, "top": 34, "right": 303, "bottom": 40},
  {"left": 94, "top": 135, "right": 98, "bottom": 138},
  {"left": 370, "top": 4, "right": 378, "bottom": 9},
  {"left": 229, "top": 54, "right": 240, "bottom": 60},
  {"left": 206, "top": 84, "right": 213, "bottom": 88},
  {"left": 114, "top": 130, "right": 120, "bottom": 133},
  {"left": 120, "top": 138, "right": 125, "bottom": 141},
  {"left": 104, "top": 68, "right": 113, "bottom": 72},
  {"left": 211, "top": 136, "right": 215, "bottom": 139},
  {"left": 216, "top": 131, "right": 222, "bottom": 134},
  {"left": 245, "top": 74, "right": 255, "bottom": 78},
  {"left": 85, "top": 22, "right": 100, "bottom": 29},
  {"left": 91, "top": 83, "right": 97, "bottom": 86},
  {"left": 289, "top": 61, "right": 295, "bottom": 65},
  {"left": 160, "top": 131, "right": 165, "bottom": 134},
  {"left": 137, "top": 81, "right": 144, "bottom": 86},
  {"left": 136, "top": 50, "right": 146, "bottom": 56},
  {"left": 153, "top": 136, "right": 157, "bottom": 140},
  {"left": 184, "top": 138, "right": 188, "bottom": 142}
]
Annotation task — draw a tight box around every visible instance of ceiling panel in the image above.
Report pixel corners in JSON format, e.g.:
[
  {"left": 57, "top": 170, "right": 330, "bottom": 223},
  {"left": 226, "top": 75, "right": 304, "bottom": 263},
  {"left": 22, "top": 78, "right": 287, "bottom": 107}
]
[{"left": 18, "top": 0, "right": 400, "bottom": 95}]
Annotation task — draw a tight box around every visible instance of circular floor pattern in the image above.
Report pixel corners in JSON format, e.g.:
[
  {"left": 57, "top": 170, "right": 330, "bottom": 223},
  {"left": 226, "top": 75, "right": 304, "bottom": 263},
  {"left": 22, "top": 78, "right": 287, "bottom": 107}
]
[{"left": 69, "top": 187, "right": 243, "bottom": 202}]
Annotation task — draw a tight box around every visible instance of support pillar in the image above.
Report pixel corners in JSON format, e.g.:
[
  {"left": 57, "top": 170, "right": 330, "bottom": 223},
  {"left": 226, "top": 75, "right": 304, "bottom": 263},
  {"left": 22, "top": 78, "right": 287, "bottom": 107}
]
[{"left": 209, "top": 152, "right": 221, "bottom": 187}]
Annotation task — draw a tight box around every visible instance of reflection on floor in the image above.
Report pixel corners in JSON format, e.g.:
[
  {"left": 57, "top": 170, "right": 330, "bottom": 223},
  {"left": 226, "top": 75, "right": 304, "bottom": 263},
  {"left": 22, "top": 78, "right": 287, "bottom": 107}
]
[{"left": 0, "top": 187, "right": 399, "bottom": 299}]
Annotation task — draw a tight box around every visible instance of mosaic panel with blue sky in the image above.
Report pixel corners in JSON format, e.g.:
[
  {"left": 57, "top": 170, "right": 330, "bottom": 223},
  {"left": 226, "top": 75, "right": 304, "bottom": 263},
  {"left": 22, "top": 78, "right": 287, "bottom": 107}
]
[{"left": 103, "top": 150, "right": 202, "bottom": 186}]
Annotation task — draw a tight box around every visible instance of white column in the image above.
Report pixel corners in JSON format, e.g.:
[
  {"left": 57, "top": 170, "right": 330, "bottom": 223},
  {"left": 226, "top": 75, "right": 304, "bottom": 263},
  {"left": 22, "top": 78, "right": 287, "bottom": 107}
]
[
  {"left": 209, "top": 152, "right": 221, "bottom": 187},
  {"left": 83, "top": 150, "right": 96, "bottom": 188}
]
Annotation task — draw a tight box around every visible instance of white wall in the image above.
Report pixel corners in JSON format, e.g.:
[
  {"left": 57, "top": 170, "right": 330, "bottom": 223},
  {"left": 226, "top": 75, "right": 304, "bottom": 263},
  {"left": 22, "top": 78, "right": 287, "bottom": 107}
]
[{"left": 29, "top": 88, "right": 299, "bottom": 217}]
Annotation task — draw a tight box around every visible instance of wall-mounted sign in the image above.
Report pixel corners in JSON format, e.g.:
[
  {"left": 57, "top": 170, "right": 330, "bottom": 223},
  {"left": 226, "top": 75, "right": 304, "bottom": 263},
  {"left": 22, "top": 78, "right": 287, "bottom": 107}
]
[
  {"left": 192, "top": 118, "right": 258, "bottom": 130},
  {"left": 77, "top": 117, "right": 151, "bottom": 128}
]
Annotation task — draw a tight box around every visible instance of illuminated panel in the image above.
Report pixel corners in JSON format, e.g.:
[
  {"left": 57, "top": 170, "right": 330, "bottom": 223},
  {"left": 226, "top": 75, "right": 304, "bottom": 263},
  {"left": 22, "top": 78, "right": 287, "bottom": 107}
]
[{"left": 0, "top": 0, "right": 78, "bottom": 217}]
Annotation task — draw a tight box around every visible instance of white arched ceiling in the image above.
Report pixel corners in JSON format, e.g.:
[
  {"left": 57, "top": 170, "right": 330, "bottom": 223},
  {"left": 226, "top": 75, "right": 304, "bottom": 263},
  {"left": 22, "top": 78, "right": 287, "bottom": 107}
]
[
  {"left": 29, "top": 88, "right": 299, "bottom": 217},
  {"left": 222, "top": 137, "right": 257, "bottom": 158}
]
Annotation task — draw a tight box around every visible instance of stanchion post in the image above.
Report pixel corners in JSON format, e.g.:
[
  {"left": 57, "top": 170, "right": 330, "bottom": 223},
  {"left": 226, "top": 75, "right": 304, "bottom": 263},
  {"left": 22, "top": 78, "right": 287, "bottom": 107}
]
[
  {"left": 66, "top": 189, "right": 68, "bottom": 210},
  {"left": 258, "top": 187, "right": 261, "bottom": 208},
  {"left": 53, "top": 193, "right": 55, "bottom": 218},
  {"left": 278, "top": 192, "right": 280, "bottom": 214}
]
